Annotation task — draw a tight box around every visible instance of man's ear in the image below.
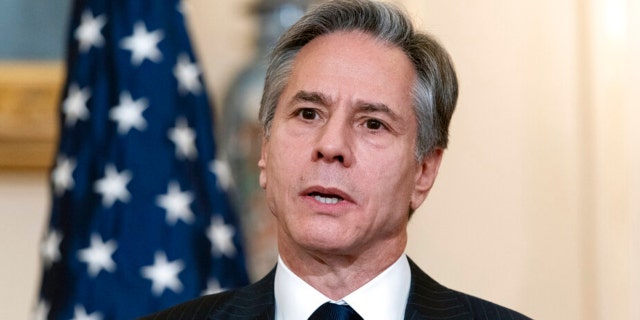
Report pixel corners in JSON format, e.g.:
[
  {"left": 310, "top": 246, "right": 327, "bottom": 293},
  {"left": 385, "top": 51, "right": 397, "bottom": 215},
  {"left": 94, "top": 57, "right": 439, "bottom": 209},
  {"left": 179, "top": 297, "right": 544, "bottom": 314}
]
[
  {"left": 410, "top": 148, "right": 444, "bottom": 211},
  {"left": 258, "top": 138, "right": 268, "bottom": 189}
]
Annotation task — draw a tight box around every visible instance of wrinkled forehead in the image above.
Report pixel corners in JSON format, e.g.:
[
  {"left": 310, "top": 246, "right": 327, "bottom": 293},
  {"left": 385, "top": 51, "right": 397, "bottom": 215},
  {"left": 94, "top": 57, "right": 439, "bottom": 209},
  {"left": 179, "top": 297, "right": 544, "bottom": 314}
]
[{"left": 282, "top": 31, "right": 416, "bottom": 111}]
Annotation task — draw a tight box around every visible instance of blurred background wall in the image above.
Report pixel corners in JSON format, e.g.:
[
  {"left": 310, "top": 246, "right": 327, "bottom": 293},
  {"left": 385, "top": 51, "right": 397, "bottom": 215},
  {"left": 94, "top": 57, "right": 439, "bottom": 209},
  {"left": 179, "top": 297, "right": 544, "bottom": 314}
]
[{"left": 1, "top": 0, "right": 639, "bottom": 319}]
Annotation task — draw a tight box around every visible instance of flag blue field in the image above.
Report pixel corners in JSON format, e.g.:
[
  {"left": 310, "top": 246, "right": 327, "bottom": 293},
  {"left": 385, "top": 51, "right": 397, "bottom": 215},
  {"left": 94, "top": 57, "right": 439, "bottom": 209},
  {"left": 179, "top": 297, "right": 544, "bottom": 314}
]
[{"left": 36, "top": 1, "right": 249, "bottom": 319}]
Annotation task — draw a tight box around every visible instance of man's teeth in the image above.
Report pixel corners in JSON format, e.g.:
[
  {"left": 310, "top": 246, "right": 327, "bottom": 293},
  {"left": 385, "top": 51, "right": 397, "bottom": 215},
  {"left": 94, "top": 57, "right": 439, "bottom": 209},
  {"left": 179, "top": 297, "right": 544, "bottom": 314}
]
[{"left": 313, "top": 195, "right": 341, "bottom": 204}]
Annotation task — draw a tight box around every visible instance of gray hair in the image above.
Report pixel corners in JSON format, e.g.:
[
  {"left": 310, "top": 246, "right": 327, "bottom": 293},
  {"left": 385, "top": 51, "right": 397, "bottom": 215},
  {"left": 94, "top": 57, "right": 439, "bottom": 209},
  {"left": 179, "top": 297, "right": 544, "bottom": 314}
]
[{"left": 259, "top": 0, "right": 458, "bottom": 160}]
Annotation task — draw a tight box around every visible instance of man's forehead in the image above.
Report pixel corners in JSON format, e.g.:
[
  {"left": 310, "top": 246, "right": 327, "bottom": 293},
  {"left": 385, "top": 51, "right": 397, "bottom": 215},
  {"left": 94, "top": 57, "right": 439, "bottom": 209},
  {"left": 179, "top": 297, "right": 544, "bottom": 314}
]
[
  {"left": 280, "top": 31, "right": 416, "bottom": 109},
  {"left": 295, "top": 31, "right": 402, "bottom": 64}
]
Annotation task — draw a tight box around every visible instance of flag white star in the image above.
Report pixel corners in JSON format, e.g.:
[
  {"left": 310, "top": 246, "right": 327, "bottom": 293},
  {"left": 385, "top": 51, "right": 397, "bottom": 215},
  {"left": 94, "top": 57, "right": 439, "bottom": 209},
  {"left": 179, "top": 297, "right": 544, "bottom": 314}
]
[
  {"left": 71, "top": 304, "right": 103, "bottom": 320},
  {"left": 202, "top": 278, "right": 226, "bottom": 296},
  {"left": 94, "top": 164, "right": 132, "bottom": 207},
  {"left": 141, "top": 251, "right": 184, "bottom": 296},
  {"left": 210, "top": 160, "right": 234, "bottom": 191},
  {"left": 156, "top": 181, "right": 195, "bottom": 225},
  {"left": 33, "top": 299, "right": 50, "bottom": 320},
  {"left": 177, "top": 1, "right": 191, "bottom": 16},
  {"left": 74, "top": 10, "right": 106, "bottom": 52},
  {"left": 120, "top": 21, "right": 164, "bottom": 66},
  {"left": 110, "top": 91, "right": 148, "bottom": 134},
  {"left": 207, "top": 216, "right": 236, "bottom": 258},
  {"left": 63, "top": 84, "right": 91, "bottom": 127},
  {"left": 173, "top": 53, "right": 202, "bottom": 95},
  {"left": 51, "top": 155, "right": 76, "bottom": 196},
  {"left": 168, "top": 117, "right": 197, "bottom": 160},
  {"left": 41, "top": 229, "right": 63, "bottom": 268},
  {"left": 77, "top": 233, "right": 117, "bottom": 277}
]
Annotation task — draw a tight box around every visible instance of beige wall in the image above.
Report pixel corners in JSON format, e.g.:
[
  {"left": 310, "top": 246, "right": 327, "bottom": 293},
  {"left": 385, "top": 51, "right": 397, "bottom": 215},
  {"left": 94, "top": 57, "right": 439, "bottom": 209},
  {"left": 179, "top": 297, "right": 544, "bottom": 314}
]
[
  {"left": 0, "top": 172, "right": 49, "bottom": 320},
  {"left": 403, "top": 0, "right": 581, "bottom": 318},
  {"left": 2, "top": 0, "right": 638, "bottom": 319}
]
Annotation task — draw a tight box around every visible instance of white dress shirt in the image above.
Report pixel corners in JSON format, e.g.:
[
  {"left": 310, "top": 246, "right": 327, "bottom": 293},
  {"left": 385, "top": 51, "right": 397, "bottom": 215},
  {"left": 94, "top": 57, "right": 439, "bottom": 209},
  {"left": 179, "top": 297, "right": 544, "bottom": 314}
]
[{"left": 274, "top": 254, "right": 411, "bottom": 320}]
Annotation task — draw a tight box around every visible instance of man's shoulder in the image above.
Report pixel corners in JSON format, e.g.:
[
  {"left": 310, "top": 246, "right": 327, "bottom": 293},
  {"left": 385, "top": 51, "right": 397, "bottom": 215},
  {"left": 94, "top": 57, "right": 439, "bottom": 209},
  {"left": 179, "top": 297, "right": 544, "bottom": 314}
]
[
  {"left": 406, "top": 258, "right": 531, "bottom": 319},
  {"left": 139, "top": 290, "right": 236, "bottom": 320},
  {"left": 449, "top": 289, "right": 531, "bottom": 319},
  {"left": 139, "top": 269, "right": 276, "bottom": 320}
]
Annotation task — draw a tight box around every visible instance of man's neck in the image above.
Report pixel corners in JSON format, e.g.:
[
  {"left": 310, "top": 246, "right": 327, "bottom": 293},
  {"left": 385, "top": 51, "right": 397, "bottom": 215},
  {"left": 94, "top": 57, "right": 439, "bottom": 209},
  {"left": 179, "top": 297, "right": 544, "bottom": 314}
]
[{"left": 278, "top": 236, "right": 406, "bottom": 300}]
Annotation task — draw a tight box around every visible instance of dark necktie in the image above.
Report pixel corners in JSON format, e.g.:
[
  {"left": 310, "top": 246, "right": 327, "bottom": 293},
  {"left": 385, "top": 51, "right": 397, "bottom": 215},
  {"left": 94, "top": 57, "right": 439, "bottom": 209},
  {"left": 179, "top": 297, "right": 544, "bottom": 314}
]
[{"left": 308, "top": 302, "right": 363, "bottom": 320}]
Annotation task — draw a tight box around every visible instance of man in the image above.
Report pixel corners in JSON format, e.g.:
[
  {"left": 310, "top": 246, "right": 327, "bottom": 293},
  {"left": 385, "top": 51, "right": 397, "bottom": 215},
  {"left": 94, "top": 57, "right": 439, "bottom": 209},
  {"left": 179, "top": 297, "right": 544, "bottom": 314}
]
[{"left": 144, "top": 0, "right": 530, "bottom": 319}]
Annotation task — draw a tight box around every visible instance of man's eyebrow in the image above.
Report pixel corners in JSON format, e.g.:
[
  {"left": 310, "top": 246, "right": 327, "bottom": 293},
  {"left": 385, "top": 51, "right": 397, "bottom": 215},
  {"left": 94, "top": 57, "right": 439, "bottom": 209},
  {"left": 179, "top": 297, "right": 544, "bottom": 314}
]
[
  {"left": 355, "top": 101, "right": 401, "bottom": 122},
  {"left": 290, "top": 91, "right": 331, "bottom": 107}
]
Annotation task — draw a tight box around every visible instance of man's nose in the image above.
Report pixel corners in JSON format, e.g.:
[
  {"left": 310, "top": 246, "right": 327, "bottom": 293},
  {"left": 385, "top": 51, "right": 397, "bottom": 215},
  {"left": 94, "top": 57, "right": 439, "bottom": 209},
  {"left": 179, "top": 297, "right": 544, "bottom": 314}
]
[{"left": 311, "top": 117, "right": 353, "bottom": 167}]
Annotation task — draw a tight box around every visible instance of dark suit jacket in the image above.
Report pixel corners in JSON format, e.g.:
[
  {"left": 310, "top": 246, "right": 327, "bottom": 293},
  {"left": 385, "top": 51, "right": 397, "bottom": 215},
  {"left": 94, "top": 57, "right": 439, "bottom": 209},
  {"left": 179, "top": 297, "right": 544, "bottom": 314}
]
[{"left": 141, "top": 258, "right": 531, "bottom": 319}]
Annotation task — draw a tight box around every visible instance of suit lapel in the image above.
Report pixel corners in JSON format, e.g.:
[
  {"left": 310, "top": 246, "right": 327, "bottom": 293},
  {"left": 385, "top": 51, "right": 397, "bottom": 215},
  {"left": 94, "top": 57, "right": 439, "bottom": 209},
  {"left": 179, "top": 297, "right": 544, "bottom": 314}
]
[
  {"left": 221, "top": 267, "right": 276, "bottom": 320},
  {"left": 404, "top": 258, "right": 469, "bottom": 320},
  {"left": 252, "top": 305, "right": 275, "bottom": 320}
]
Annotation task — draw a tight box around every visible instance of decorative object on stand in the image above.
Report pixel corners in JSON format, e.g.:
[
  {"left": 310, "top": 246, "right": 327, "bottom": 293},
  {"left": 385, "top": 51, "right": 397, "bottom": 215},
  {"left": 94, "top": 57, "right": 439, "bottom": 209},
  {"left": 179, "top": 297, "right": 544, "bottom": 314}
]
[{"left": 220, "top": 0, "right": 309, "bottom": 280}]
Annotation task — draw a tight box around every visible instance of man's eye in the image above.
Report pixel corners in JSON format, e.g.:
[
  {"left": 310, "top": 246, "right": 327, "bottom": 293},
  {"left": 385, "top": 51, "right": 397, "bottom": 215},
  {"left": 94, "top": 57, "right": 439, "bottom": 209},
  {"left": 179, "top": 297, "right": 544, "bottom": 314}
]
[
  {"left": 365, "top": 119, "right": 383, "bottom": 130},
  {"left": 298, "top": 108, "right": 317, "bottom": 120}
]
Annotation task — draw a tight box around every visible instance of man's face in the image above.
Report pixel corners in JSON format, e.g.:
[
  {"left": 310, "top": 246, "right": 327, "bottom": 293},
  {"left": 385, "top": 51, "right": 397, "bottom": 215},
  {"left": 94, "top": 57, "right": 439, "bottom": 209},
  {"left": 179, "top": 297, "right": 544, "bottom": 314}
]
[{"left": 259, "top": 31, "right": 442, "bottom": 258}]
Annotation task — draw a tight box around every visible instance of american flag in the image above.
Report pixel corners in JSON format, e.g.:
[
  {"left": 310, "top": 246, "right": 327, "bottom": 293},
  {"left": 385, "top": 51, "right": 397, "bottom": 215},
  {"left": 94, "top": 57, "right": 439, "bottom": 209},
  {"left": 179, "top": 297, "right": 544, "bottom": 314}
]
[{"left": 36, "top": 0, "right": 249, "bottom": 319}]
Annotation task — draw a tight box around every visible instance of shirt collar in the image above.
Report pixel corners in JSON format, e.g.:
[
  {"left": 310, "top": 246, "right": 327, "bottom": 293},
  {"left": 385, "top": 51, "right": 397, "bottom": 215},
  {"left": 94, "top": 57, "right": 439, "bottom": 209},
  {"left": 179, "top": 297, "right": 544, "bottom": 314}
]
[{"left": 274, "top": 254, "right": 411, "bottom": 320}]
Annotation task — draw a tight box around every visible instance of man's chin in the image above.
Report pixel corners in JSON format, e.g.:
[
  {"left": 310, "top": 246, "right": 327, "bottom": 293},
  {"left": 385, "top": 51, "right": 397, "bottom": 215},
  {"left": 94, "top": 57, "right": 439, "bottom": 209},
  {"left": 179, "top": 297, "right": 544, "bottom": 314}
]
[{"left": 295, "top": 234, "right": 364, "bottom": 257}]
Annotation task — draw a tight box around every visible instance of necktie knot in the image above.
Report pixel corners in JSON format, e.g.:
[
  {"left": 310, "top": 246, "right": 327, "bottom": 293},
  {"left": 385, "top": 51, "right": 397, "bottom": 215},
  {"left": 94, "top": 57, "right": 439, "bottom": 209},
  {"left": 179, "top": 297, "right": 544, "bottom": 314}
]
[{"left": 309, "top": 302, "right": 363, "bottom": 320}]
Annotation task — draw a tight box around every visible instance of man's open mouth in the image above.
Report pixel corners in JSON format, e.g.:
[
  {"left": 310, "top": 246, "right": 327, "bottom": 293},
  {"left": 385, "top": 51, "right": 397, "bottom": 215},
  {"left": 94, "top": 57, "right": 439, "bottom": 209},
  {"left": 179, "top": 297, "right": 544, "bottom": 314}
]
[{"left": 308, "top": 192, "right": 344, "bottom": 204}]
